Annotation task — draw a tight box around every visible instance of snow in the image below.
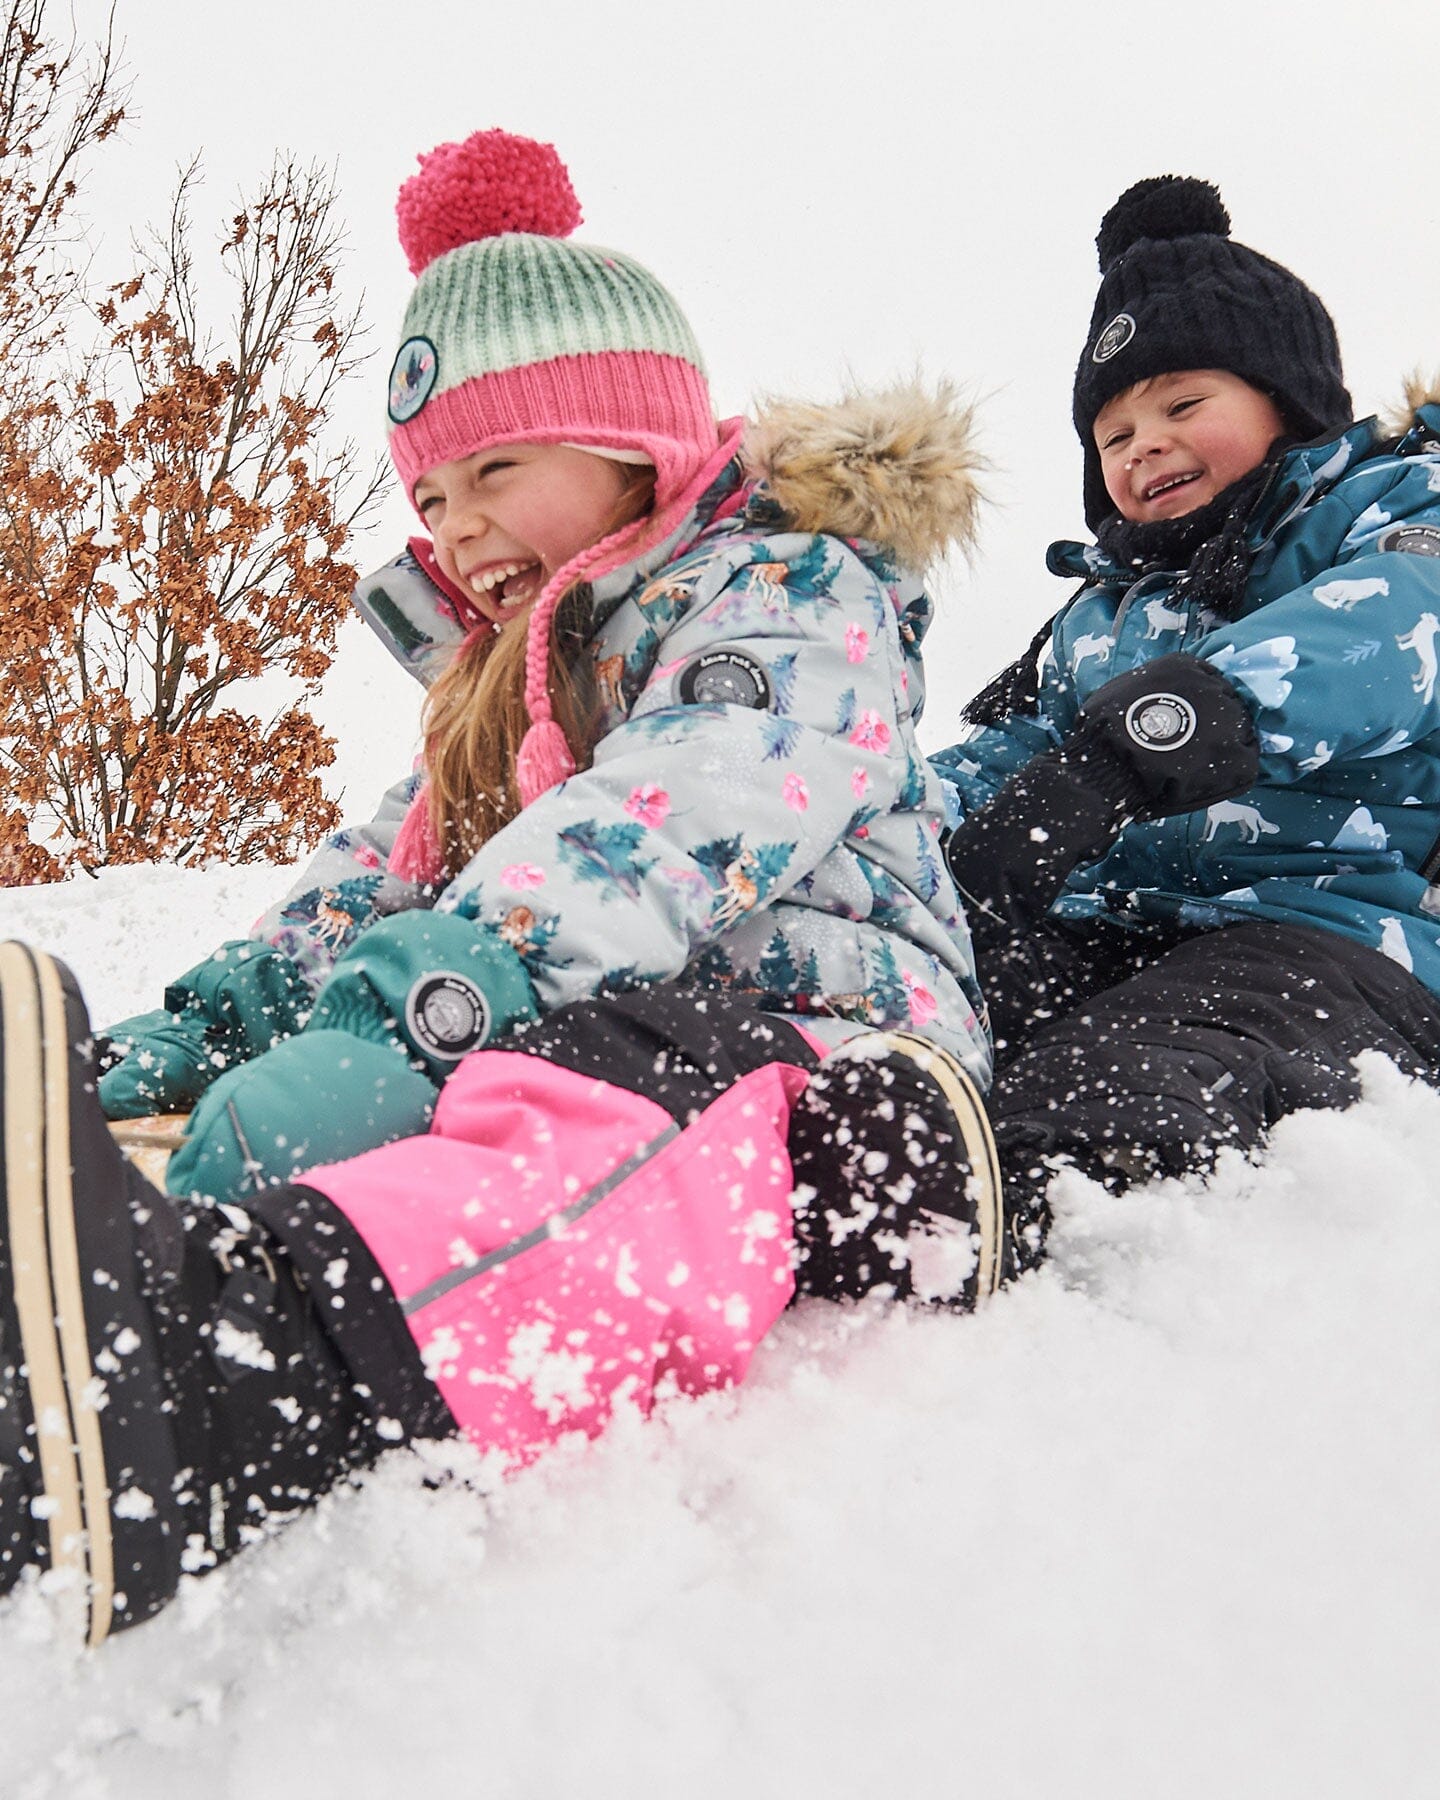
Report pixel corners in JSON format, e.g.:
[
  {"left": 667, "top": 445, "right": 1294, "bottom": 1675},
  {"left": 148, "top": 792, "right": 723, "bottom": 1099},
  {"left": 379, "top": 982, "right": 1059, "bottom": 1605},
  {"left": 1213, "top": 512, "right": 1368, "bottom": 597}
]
[
  {"left": 2, "top": 869, "right": 1438, "bottom": 1796},
  {"left": 3, "top": 0, "right": 1439, "bottom": 1788}
]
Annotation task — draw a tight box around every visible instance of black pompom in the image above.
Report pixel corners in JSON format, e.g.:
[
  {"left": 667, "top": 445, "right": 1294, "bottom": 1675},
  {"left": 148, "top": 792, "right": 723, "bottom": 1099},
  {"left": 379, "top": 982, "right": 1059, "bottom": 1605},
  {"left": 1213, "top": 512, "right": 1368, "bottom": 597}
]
[{"left": 1096, "top": 175, "right": 1230, "bottom": 272}]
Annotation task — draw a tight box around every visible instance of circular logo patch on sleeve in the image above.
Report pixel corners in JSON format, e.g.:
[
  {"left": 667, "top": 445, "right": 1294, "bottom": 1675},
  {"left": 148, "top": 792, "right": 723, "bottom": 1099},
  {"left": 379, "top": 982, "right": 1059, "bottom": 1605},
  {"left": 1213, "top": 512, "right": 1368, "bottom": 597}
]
[
  {"left": 1377, "top": 523, "right": 1440, "bottom": 558},
  {"left": 1092, "top": 313, "right": 1137, "bottom": 364},
  {"left": 1124, "top": 691, "right": 1197, "bottom": 752},
  {"left": 405, "top": 971, "right": 491, "bottom": 1061},
  {"left": 676, "top": 648, "right": 773, "bottom": 709},
  {"left": 388, "top": 336, "right": 439, "bottom": 424}
]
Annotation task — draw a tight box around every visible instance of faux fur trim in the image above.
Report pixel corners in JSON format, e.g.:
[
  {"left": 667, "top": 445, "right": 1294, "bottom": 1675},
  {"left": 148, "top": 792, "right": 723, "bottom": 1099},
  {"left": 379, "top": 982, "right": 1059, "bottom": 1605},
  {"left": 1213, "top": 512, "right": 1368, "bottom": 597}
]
[
  {"left": 742, "top": 381, "right": 985, "bottom": 571},
  {"left": 1379, "top": 369, "right": 1440, "bottom": 439}
]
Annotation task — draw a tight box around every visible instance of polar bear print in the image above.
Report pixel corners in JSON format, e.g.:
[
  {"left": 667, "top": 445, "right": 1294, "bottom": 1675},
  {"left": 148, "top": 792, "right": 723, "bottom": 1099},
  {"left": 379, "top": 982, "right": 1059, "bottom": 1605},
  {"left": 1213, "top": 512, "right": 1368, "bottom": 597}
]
[
  {"left": 1313, "top": 576, "right": 1389, "bottom": 611},
  {"left": 1203, "top": 800, "right": 1281, "bottom": 843},
  {"left": 1396, "top": 612, "right": 1440, "bottom": 705}
]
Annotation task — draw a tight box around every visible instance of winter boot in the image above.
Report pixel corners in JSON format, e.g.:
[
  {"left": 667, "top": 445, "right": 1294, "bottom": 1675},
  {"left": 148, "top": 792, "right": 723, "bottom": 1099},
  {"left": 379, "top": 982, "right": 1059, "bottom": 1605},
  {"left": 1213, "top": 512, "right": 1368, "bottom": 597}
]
[
  {"left": 786, "top": 1030, "right": 1005, "bottom": 1308},
  {"left": 0, "top": 943, "right": 388, "bottom": 1645}
]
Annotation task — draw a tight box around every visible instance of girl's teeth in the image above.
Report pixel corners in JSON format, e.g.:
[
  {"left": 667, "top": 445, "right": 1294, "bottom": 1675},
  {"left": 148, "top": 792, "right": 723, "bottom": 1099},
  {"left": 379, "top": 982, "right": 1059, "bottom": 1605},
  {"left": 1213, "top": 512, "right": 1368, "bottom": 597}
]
[{"left": 471, "top": 561, "right": 538, "bottom": 596}]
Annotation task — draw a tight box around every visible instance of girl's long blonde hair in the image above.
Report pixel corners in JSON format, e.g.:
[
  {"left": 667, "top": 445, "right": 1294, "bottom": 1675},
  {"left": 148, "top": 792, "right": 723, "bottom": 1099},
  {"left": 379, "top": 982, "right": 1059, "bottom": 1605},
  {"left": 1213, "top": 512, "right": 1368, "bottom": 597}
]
[{"left": 422, "top": 463, "right": 658, "bottom": 880}]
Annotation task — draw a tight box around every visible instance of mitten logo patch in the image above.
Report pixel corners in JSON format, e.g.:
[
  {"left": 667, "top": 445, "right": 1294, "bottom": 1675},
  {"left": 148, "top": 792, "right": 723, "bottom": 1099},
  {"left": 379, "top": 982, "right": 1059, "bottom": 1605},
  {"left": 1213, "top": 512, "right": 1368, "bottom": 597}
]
[
  {"left": 1377, "top": 524, "right": 1440, "bottom": 558},
  {"left": 1092, "top": 313, "right": 1136, "bottom": 364},
  {"left": 1124, "top": 692, "right": 1196, "bottom": 752},
  {"left": 405, "top": 971, "right": 490, "bottom": 1061},
  {"left": 677, "top": 648, "right": 772, "bottom": 710},
  {"left": 388, "top": 336, "right": 439, "bottom": 423}
]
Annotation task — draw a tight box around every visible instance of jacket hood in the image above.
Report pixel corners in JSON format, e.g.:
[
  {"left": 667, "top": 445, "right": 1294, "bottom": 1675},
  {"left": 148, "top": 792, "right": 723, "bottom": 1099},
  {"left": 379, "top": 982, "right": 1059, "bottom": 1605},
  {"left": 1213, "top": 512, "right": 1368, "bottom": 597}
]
[
  {"left": 743, "top": 380, "right": 986, "bottom": 572},
  {"left": 1379, "top": 370, "right": 1440, "bottom": 440}
]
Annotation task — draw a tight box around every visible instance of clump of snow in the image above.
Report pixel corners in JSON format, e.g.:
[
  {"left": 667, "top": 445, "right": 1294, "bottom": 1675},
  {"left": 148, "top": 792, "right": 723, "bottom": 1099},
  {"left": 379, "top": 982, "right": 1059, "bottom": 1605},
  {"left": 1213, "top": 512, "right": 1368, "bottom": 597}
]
[{"left": 2, "top": 870, "right": 1437, "bottom": 1798}]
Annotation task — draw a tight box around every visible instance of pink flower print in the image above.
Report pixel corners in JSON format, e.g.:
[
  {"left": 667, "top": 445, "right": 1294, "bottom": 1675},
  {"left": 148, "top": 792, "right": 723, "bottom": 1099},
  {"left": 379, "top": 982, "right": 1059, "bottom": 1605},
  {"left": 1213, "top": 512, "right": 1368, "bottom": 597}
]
[
  {"left": 850, "top": 766, "right": 870, "bottom": 801},
  {"left": 845, "top": 622, "right": 870, "bottom": 664},
  {"left": 500, "top": 863, "right": 547, "bottom": 890},
  {"left": 849, "top": 710, "right": 891, "bottom": 753},
  {"left": 624, "top": 783, "right": 671, "bottom": 828},
  {"left": 353, "top": 842, "right": 382, "bottom": 870},
  {"left": 782, "top": 772, "right": 809, "bottom": 812},
  {"left": 902, "top": 969, "right": 938, "bottom": 1027}
]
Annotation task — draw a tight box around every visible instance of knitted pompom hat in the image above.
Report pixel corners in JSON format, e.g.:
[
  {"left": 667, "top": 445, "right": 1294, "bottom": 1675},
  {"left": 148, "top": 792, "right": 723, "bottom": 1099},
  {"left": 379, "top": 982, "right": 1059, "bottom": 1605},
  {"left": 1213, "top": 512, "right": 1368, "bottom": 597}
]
[
  {"left": 385, "top": 130, "right": 742, "bottom": 828},
  {"left": 1071, "top": 175, "right": 1352, "bottom": 528},
  {"left": 387, "top": 129, "right": 727, "bottom": 509}
]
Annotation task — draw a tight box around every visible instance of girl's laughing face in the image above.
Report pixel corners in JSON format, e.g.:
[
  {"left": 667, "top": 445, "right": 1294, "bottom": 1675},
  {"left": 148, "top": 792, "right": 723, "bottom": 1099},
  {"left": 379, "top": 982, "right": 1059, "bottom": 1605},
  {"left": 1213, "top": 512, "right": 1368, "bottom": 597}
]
[{"left": 415, "top": 444, "right": 633, "bottom": 624}]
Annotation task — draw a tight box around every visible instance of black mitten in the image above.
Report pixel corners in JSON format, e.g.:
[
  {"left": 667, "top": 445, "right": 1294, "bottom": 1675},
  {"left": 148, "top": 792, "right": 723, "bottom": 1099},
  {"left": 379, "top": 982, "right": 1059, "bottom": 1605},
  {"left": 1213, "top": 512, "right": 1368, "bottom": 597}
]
[{"left": 1062, "top": 653, "right": 1259, "bottom": 821}]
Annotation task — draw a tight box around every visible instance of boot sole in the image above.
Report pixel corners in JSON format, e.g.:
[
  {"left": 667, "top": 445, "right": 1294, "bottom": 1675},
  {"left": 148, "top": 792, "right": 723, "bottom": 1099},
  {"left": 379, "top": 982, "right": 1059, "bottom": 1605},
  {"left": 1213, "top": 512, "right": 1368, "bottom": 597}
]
[{"left": 0, "top": 942, "right": 115, "bottom": 1645}]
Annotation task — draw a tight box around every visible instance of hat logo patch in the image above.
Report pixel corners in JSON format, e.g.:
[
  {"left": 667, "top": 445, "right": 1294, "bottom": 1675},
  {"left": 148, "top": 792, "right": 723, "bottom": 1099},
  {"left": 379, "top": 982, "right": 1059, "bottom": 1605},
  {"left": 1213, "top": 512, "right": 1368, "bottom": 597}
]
[
  {"left": 1124, "top": 692, "right": 1196, "bottom": 752},
  {"left": 388, "top": 336, "right": 439, "bottom": 424},
  {"left": 1092, "top": 313, "right": 1136, "bottom": 364},
  {"left": 676, "top": 648, "right": 773, "bottom": 710},
  {"left": 405, "top": 970, "right": 491, "bottom": 1061}
]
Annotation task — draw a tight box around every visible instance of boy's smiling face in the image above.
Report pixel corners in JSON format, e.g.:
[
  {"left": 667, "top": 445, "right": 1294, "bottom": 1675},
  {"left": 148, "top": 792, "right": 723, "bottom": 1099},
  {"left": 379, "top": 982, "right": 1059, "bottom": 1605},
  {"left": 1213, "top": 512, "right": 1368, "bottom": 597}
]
[{"left": 1094, "top": 369, "right": 1287, "bottom": 523}]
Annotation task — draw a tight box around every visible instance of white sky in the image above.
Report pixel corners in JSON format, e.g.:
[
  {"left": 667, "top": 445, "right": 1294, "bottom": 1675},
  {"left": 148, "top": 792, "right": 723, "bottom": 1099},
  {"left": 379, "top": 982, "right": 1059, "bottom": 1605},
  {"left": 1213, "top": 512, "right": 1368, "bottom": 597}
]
[{"left": 63, "top": 0, "right": 1440, "bottom": 800}]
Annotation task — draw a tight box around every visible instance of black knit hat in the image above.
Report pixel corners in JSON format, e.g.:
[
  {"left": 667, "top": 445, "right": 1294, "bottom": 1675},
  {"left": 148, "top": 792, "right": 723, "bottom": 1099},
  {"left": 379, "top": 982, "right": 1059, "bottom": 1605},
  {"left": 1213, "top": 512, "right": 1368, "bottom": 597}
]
[{"left": 1072, "top": 175, "right": 1352, "bottom": 528}]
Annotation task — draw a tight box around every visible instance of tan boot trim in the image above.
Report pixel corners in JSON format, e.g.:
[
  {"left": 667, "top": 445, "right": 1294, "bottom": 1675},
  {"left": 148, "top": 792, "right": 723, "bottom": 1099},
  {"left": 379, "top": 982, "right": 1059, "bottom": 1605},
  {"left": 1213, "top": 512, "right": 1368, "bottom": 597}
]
[
  {"left": 0, "top": 943, "right": 87, "bottom": 1642},
  {"left": 882, "top": 1032, "right": 1005, "bottom": 1302},
  {"left": 36, "top": 954, "right": 115, "bottom": 1647}
]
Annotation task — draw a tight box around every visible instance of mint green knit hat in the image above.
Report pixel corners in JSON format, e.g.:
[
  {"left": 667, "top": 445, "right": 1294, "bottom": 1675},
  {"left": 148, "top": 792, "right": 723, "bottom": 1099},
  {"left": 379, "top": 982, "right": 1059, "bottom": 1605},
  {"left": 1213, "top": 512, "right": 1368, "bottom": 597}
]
[{"left": 387, "top": 129, "right": 722, "bottom": 511}]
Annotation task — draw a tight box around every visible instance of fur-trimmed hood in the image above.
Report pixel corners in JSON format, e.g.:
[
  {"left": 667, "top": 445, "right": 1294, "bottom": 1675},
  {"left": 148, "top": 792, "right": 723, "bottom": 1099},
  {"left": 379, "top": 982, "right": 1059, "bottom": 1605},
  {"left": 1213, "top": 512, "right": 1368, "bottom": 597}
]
[
  {"left": 743, "top": 381, "right": 985, "bottom": 572},
  {"left": 1379, "top": 370, "right": 1440, "bottom": 440}
]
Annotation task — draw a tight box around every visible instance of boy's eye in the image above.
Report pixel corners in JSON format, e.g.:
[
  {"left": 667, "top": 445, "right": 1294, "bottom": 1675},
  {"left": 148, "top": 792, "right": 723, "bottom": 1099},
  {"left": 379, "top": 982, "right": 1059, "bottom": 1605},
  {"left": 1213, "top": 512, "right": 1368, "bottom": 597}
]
[
  {"left": 1169, "top": 397, "right": 1202, "bottom": 416},
  {"left": 1100, "top": 429, "right": 1131, "bottom": 452}
]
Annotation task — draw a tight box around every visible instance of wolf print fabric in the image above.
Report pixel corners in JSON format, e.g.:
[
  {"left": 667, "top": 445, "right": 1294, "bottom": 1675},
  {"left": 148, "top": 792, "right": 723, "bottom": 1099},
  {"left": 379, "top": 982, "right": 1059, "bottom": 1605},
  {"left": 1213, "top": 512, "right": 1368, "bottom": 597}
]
[{"left": 934, "top": 398, "right": 1440, "bottom": 998}]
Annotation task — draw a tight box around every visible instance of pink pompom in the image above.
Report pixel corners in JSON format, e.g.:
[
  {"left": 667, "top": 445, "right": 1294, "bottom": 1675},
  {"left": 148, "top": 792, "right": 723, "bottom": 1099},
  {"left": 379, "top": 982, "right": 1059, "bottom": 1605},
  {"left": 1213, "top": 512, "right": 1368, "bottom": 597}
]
[{"left": 397, "top": 129, "right": 582, "bottom": 275}]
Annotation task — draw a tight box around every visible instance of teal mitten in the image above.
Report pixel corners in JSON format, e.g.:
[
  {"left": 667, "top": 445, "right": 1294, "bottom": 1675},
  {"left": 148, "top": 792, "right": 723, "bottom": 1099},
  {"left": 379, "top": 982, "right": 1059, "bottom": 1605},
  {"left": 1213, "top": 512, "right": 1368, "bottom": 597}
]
[
  {"left": 306, "top": 910, "right": 538, "bottom": 1083},
  {"left": 99, "top": 940, "right": 312, "bottom": 1120},
  {"left": 165, "top": 1030, "right": 438, "bottom": 1202}
]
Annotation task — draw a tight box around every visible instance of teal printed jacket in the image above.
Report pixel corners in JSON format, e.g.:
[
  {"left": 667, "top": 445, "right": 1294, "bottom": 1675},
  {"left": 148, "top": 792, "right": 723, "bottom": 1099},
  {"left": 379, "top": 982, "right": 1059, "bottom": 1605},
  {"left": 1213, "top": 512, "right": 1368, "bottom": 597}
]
[
  {"left": 933, "top": 390, "right": 1440, "bottom": 998},
  {"left": 257, "top": 387, "right": 993, "bottom": 1085}
]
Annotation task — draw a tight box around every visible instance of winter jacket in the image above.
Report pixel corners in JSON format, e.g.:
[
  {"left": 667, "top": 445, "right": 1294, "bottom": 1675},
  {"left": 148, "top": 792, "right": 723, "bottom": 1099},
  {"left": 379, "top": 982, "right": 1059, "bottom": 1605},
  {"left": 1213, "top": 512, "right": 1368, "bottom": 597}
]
[
  {"left": 259, "top": 387, "right": 992, "bottom": 1085},
  {"left": 933, "top": 390, "right": 1440, "bottom": 999}
]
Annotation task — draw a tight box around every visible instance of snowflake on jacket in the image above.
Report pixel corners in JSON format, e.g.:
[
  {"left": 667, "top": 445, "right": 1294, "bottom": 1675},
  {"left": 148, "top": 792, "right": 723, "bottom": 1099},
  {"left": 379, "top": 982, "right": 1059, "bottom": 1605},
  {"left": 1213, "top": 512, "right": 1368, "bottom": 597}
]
[
  {"left": 933, "top": 390, "right": 1440, "bottom": 998},
  {"left": 258, "top": 387, "right": 993, "bottom": 1085}
]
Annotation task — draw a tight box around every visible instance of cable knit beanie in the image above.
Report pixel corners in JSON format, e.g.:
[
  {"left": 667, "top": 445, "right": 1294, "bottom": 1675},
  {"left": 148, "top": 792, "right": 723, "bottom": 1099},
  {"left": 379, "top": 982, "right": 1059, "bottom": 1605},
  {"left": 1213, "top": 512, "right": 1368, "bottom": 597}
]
[
  {"left": 385, "top": 129, "right": 742, "bottom": 825},
  {"left": 1072, "top": 175, "right": 1352, "bottom": 528}
]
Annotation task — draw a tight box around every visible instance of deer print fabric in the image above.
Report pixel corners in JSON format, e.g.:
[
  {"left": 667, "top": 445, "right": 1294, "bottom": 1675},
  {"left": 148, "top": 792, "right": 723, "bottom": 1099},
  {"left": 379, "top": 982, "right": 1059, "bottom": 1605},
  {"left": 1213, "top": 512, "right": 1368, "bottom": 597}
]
[{"left": 257, "top": 412, "right": 991, "bottom": 1087}]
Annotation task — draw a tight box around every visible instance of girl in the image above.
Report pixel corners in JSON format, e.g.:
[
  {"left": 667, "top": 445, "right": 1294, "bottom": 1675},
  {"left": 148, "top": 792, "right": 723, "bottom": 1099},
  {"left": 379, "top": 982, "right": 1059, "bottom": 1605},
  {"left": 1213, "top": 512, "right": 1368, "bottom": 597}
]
[
  {"left": 933, "top": 176, "right": 1440, "bottom": 1262},
  {"left": 2, "top": 130, "right": 1000, "bottom": 1645}
]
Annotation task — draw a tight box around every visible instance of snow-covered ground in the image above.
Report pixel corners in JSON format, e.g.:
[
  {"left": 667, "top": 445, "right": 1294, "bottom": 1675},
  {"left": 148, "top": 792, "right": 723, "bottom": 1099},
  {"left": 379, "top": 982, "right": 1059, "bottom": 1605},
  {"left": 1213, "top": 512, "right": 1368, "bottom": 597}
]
[{"left": 2, "top": 866, "right": 1438, "bottom": 1798}]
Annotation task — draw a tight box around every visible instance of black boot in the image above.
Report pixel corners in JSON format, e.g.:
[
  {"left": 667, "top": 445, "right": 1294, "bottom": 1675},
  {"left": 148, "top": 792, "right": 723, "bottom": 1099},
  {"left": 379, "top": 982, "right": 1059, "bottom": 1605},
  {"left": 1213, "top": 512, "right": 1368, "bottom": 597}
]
[
  {"left": 0, "top": 944, "right": 394, "bottom": 1644},
  {"left": 786, "top": 1031, "right": 1007, "bottom": 1309}
]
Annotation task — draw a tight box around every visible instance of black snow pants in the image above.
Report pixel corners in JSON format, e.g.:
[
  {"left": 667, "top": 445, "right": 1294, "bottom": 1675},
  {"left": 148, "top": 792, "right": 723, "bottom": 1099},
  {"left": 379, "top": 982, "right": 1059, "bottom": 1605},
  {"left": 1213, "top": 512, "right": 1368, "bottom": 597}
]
[{"left": 986, "top": 918, "right": 1440, "bottom": 1267}]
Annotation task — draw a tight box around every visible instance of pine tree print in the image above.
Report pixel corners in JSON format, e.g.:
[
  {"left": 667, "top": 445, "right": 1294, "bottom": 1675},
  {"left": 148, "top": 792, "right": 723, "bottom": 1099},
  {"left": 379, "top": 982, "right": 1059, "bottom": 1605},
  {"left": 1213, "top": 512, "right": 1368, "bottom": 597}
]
[{"left": 556, "top": 819, "right": 657, "bottom": 901}]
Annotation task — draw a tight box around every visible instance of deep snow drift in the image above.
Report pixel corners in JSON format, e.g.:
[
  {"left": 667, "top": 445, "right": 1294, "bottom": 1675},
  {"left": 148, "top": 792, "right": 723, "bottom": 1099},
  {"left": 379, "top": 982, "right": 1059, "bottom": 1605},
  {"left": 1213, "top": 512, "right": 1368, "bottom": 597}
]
[{"left": 2, "top": 864, "right": 1437, "bottom": 1800}]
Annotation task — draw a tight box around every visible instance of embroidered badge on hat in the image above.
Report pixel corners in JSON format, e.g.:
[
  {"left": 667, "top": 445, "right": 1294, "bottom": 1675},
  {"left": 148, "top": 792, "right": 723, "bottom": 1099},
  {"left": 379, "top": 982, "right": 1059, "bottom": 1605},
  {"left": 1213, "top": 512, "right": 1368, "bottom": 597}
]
[
  {"left": 389, "top": 336, "right": 439, "bottom": 423},
  {"left": 1124, "top": 691, "right": 1197, "bottom": 752},
  {"left": 676, "top": 648, "right": 772, "bottom": 709},
  {"left": 1092, "top": 312, "right": 1137, "bottom": 364},
  {"left": 1377, "top": 524, "right": 1440, "bottom": 558},
  {"left": 405, "top": 970, "right": 491, "bottom": 1061}
]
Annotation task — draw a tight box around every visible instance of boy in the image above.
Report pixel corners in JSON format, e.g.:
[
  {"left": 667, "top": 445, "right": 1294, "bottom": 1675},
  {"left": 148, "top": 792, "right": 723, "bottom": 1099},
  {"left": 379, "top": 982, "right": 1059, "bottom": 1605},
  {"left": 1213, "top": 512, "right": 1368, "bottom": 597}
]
[{"left": 933, "top": 175, "right": 1440, "bottom": 1267}]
